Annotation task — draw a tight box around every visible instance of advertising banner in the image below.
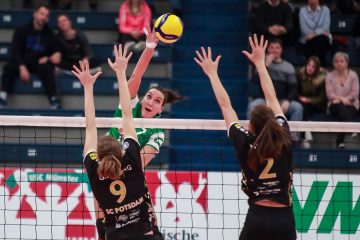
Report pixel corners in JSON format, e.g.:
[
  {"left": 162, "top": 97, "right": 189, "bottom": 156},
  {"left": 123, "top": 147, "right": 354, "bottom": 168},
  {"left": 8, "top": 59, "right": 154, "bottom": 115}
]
[{"left": 0, "top": 168, "right": 359, "bottom": 240}]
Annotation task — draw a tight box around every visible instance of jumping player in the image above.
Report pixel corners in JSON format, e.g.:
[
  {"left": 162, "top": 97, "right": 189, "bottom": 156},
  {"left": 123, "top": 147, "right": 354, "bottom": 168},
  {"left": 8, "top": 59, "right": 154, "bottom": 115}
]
[
  {"left": 194, "top": 34, "right": 296, "bottom": 240},
  {"left": 73, "top": 45, "right": 156, "bottom": 240}
]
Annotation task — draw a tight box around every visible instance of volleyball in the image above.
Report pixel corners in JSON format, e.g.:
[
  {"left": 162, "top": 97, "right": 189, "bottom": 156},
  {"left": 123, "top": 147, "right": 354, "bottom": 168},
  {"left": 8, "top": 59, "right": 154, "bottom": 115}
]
[{"left": 154, "top": 13, "right": 183, "bottom": 44}]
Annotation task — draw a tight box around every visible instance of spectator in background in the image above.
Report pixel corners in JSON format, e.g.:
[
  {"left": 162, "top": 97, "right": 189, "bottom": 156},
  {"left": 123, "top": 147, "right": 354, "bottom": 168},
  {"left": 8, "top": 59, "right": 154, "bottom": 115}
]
[
  {"left": 0, "top": 5, "right": 61, "bottom": 109},
  {"left": 247, "top": 38, "right": 303, "bottom": 141},
  {"left": 326, "top": 52, "right": 359, "bottom": 149},
  {"left": 299, "top": 0, "right": 332, "bottom": 66},
  {"left": 252, "top": 0, "right": 294, "bottom": 45},
  {"left": 118, "top": 0, "right": 152, "bottom": 52},
  {"left": 298, "top": 56, "right": 327, "bottom": 144},
  {"left": 298, "top": 56, "right": 327, "bottom": 120},
  {"left": 56, "top": 14, "right": 100, "bottom": 73}
]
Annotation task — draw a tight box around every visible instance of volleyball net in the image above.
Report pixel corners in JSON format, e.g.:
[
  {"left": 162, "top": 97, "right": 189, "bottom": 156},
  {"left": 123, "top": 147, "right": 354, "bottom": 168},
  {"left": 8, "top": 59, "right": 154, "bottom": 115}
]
[{"left": 0, "top": 116, "right": 359, "bottom": 240}]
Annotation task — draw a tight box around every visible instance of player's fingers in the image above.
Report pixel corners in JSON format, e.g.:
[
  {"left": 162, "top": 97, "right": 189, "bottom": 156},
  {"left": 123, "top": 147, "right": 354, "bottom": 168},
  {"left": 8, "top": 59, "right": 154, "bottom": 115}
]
[
  {"left": 123, "top": 46, "right": 128, "bottom": 58},
  {"left": 195, "top": 50, "right": 204, "bottom": 61},
  {"left": 264, "top": 40, "right": 268, "bottom": 50},
  {"left": 113, "top": 45, "right": 118, "bottom": 58},
  {"left": 260, "top": 35, "right": 264, "bottom": 47},
  {"left": 242, "top": 51, "right": 251, "bottom": 60},
  {"left": 72, "top": 64, "right": 81, "bottom": 74},
  {"left": 208, "top": 47, "right": 212, "bottom": 60},
  {"left": 126, "top": 52, "right": 133, "bottom": 61},
  {"left": 248, "top": 36, "right": 255, "bottom": 50},
  {"left": 201, "top": 46, "right": 207, "bottom": 58},
  {"left": 71, "top": 70, "right": 80, "bottom": 78},
  {"left": 253, "top": 33, "right": 259, "bottom": 47},
  {"left": 194, "top": 57, "right": 202, "bottom": 66},
  {"left": 215, "top": 55, "right": 222, "bottom": 64},
  {"left": 94, "top": 71, "right": 102, "bottom": 79},
  {"left": 118, "top": 44, "right": 123, "bottom": 57}
]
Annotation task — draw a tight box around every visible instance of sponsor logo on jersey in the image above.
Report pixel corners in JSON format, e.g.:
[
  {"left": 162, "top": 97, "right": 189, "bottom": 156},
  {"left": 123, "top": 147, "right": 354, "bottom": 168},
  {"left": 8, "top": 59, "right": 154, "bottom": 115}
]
[
  {"left": 123, "top": 141, "right": 129, "bottom": 150},
  {"left": 89, "top": 152, "right": 97, "bottom": 160}
]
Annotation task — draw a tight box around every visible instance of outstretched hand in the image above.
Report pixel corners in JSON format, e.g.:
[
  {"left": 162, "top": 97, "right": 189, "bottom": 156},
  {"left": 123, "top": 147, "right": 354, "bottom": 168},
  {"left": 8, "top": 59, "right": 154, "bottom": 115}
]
[
  {"left": 242, "top": 34, "right": 268, "bottom": 66},
  {"left": 108, "top": 44, "right": 133, "bottom": 73},
  {"left": 72, "top": 60, "right": 102, "bottom": 87},
  {"left": 194, "top": 47, "right": 221, "bottom": 77},
  {"left": 144, "top": 23, "right": 158, "bottom": 48}
]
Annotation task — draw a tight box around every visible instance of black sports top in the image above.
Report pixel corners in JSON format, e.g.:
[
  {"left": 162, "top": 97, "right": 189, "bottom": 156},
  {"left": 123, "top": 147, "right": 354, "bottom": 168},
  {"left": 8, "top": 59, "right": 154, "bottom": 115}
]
[
  {"left": 228, "top": 115, "right": 293, "bottom": 206},
  {"left": 84, "top": 137, "right": 152, "bottom": 238}
]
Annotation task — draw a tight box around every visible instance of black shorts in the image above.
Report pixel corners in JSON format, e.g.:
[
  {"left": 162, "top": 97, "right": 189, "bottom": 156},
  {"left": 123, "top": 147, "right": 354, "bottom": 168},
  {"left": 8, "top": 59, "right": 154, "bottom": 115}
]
[
  {"left": 152, "top": 225, "right": 164, "bottom": 240},
  {"left": 239, "top": 204, "right": 297, "bottom": 240}
]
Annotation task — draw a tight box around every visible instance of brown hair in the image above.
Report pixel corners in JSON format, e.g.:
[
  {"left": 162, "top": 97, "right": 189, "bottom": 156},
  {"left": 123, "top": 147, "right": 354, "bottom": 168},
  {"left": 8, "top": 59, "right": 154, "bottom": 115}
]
[
  {"left": 305, "top": 56, "right": 321, "bottom": 76},
  {"left": 149, "top": 86, "right": 184, "bottom": 106},
  {"left": 268, "top": 38, "right": 283, "bottom": 48},
  {"left": 248, "top": 105, "right": 291, "bottom": 171},
  {"left": 97, "top": 136, "right": 124, "bottom": 180}
]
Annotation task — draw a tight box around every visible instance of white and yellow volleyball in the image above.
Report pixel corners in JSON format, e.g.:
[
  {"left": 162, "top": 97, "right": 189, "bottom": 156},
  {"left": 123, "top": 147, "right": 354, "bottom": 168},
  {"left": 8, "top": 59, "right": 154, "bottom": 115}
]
[{"left": 154, "top": 13, "right": 184, "bottom": 44}]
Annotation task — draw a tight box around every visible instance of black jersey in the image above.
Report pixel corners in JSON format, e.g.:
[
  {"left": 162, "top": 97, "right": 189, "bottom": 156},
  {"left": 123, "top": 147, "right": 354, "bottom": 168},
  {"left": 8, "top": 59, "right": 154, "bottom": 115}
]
[
  {"left": 83, "top": 137, "right": 152, "bottom": 239},
  {"left": 228, "top": 115, "right": 293, "bottom": 206}
]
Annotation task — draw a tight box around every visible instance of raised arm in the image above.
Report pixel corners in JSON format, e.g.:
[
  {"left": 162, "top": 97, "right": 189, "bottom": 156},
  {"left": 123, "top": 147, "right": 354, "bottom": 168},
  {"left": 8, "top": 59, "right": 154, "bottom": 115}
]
[
  {"left": 71, "top": 61, "right": 102, "bottom": 155},
  {"left": 108, "top": 45, "right": 137, "bottom": 140},
  {"left": 242, "top": 34, "right": 283, "bottom": 116},
  {"left": 127, "top": 25, "right": 158, "bottom": 99},
  {"left": 194, "top": 47, "right": 238, "bottom": 129}
]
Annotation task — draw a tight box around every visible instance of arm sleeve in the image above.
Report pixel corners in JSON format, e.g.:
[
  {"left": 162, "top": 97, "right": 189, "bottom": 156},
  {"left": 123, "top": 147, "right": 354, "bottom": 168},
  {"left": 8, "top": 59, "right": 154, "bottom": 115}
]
[
  {"left": 123, "top": 137, "right": 142, "bottom": 169},
  {"left": 254, "top": 6, "right": 269, "bottom": 34},
  {"left": 78, "top": 31, "right": 93, "bottom": 58},
  {"left": 283, "top": 4, "right": 294, "bottom": 33},
  {"left": 48, "top": 29, "right": 60, "bottom": 55},
  {"left": 325, "top": 73, "right": 336, "bottom": 101},
  {"left": 299, "top": 7, "right": 313, "bottom": 36},
  {"left": 11, "top": 28, "right": 25, "bottom": 65},
  {"left": 349, "top": 71, "right": 359, "bottom": 104},
  {"left": 119, "top": 4, "right": 133, "bottom": 34},
  {"left": 314, "top": 6, "right": 331, "bottom": 35}
]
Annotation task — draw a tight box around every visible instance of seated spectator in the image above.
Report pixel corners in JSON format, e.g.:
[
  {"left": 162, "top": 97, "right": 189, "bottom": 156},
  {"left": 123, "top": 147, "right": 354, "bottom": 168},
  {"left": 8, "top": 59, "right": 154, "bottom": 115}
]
[
  {"left": 299, "top": 0, "right": 332, "bottom": 66},
  {"left": 0, "top": 6, "right": 61, "bottom": 109},
  {"left": 326, "top": 52, "right": 359, "bottom": 148},
  {"left": 329, "top": 0, "right": 360, "bottom": 15},
  {"left": 247, "top": 38, "right": 303, "bottom": 141},
  {"left": 252, "top": 0, "right": 294, "bottom": 45},
  {"left": 298, "top": 56, "right": 327, "bottom": 120},
  {"left": 118, "top": 0, "right": 152, "bottom": 52},
  {"left": 298, "top": 56, "right": 327, "bottom": 143},
  {"left": 56, "top": 14, "right": 100, "bottom": 73}
]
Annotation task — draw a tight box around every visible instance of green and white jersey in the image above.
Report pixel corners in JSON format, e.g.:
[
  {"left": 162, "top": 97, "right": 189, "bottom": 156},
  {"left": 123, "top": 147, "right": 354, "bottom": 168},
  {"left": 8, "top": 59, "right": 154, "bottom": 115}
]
[{"left": 107, "top": 96, "right": 165, "bottom": 152}]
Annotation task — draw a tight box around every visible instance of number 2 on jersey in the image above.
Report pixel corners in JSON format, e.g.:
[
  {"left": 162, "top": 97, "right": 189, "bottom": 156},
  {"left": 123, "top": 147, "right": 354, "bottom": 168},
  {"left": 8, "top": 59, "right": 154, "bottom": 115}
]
[
  {"left": 110, "top": 180, "right": 127, "bottom": 203},
  {"left": 259, "top": 158, "right": 277, "bottom": 179}
]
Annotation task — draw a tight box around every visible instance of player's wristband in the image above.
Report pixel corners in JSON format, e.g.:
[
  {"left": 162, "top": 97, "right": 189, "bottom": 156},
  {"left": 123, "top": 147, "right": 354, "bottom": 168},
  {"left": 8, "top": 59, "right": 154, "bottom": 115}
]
[
  {"left": 144, "top": 27, "right": 157, "bottom": 49},
  {"left": 146, "top": 41, "right": 157, "bottom": 49}
]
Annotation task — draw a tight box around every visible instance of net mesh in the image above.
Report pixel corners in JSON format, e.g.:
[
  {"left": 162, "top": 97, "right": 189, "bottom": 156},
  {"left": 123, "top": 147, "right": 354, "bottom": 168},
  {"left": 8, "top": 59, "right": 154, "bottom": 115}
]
[{"left": 0, "top": 116, "right": 359, "bottom": 240}]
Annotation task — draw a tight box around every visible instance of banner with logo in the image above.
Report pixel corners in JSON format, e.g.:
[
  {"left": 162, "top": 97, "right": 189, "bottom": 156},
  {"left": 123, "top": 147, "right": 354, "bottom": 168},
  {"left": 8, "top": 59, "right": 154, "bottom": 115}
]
[{"left": 0, "top": 168, "right": 359, "bottom": 240}]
